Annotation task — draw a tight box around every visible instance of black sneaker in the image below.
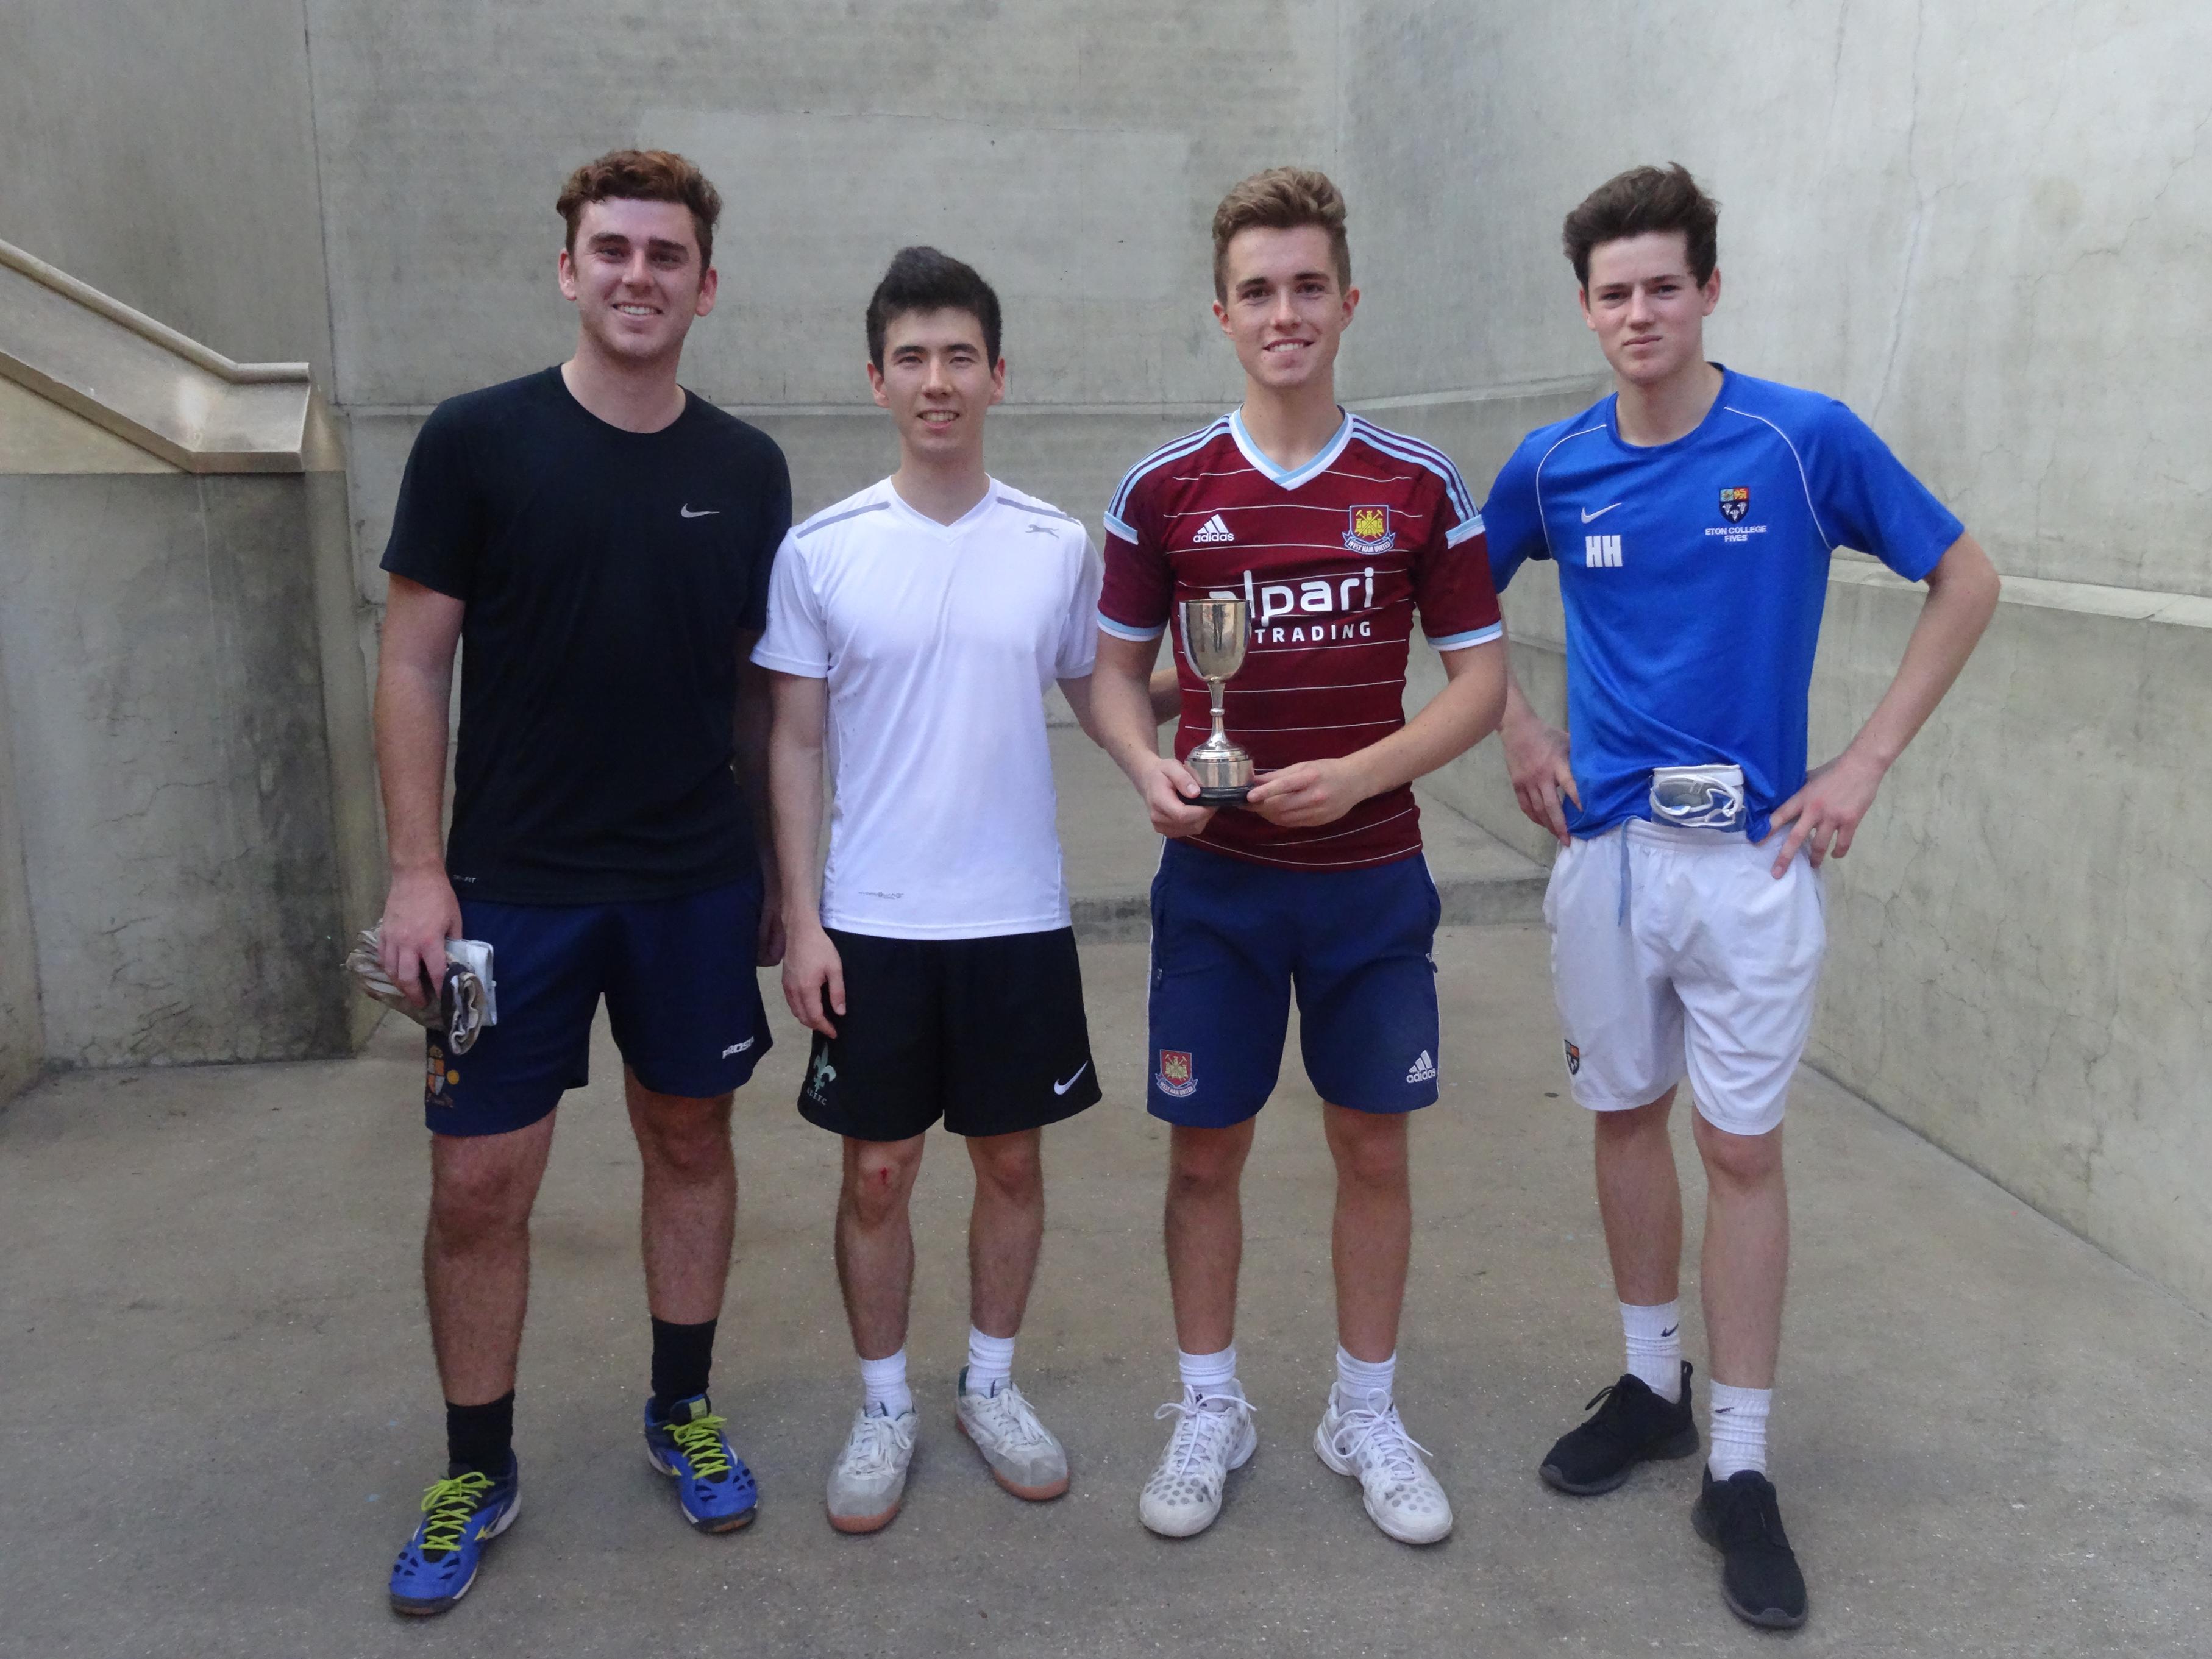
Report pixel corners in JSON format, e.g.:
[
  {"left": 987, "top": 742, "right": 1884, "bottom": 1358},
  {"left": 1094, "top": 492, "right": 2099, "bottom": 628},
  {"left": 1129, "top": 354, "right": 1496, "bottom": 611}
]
[
  {"left": 1537, "top": 1362, "right": 1699, "bottom": 1494},
  {"left": 1690, "top": 1467, "right": 1810, "bottom": 1630}
]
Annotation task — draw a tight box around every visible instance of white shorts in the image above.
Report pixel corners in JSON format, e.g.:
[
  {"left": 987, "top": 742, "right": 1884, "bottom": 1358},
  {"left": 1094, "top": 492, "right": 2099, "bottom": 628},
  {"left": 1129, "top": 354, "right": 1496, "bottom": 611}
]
[{"left": 1543, "top": 820, "right": 1826, "bottom": 1137}]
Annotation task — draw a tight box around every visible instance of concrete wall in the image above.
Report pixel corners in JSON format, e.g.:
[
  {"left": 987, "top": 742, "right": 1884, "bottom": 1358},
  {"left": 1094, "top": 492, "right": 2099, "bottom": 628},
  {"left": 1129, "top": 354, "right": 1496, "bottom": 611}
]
[
  {"left": 0, "top": 628, "right": 40, "bottom": 1104},
  {"left": 0, "top": 1, "right": 333, "bottom": 382},
  {"left": 1357, "top": 1, "right": 2212, "bottom": 1309}
]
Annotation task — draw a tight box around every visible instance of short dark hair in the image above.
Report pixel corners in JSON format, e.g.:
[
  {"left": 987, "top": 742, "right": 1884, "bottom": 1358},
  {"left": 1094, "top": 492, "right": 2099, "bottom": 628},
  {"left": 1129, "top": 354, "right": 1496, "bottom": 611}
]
[
  {"left": 1211, "top": 167, "right": 1350, "bottom": 300},
  {"left": 556, "top": 149, "right": 722, "bottom": 269},
  {"left": 865, "top": 246, "right": 1003, "bottom": 369},
  {"left": 1561, "top": 163, "right": 1719, "bottom": 289}
]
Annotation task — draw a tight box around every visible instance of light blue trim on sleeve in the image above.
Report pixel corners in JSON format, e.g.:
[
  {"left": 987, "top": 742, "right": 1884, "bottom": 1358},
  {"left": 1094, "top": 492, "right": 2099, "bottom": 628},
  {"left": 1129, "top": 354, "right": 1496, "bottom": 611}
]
[{"left": 1426, "top": 621, "right": 1504, "bottom": 652}]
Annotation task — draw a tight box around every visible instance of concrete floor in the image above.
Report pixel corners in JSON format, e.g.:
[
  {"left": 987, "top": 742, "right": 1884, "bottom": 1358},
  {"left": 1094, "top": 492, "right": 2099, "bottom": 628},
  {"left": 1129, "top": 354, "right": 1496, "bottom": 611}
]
[{"left": 4, "top": 923, "right": 2210, "bottom": 1657}]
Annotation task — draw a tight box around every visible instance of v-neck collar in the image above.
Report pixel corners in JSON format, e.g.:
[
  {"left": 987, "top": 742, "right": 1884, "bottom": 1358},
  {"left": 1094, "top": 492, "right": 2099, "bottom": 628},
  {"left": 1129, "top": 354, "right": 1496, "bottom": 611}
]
[
  {"left": 884, "top": 475, "right": 999, "bottom": 540},
  {"left": 1228, "top": 407, "right": 1353, "bottom": 491}
]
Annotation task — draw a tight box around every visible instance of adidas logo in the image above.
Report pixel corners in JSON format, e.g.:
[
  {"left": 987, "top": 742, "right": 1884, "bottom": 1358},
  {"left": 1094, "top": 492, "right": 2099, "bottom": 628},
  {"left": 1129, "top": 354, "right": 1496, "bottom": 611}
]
[
  {"left": 1192, "top": 514, "right": 1236, "bottom": 543},
  {"left": 1406, "top": 1049, "right": 1437, "bottom": 1084}
]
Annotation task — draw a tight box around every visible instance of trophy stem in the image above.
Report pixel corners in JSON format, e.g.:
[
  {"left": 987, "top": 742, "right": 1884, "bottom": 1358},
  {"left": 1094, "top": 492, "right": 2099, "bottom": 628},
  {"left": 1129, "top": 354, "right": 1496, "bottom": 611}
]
[{"left": 1209, "top": 681, "right": 1228, "bottom": 744}]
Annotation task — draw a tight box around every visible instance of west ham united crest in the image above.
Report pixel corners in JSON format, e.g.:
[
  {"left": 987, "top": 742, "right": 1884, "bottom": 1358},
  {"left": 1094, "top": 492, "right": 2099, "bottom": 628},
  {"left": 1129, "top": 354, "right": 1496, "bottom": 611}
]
[
  {"left": 1156, "top": 1048, "right": 1197, "bottom": 1098},
  {"left": 1342, "top": 504, "right": 1396, "bottom": 553},
  {"left": 1719, "top": 486, "right": 1750, "bottom": 524}
]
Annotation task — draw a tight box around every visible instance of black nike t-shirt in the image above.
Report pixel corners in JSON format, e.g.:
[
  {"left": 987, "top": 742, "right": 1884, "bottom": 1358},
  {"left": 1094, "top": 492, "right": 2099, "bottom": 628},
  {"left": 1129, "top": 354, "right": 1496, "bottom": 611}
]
[{"left": 380, "top": 368, "right": 791, "bottom": 904}]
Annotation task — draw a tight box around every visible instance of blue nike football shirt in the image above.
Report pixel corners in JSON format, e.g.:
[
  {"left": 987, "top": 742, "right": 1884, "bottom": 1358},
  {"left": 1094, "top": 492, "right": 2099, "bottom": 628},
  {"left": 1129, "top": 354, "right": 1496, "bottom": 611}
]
[{"left": 1482, "top": 368, "right": 1965, "bottom": 841}]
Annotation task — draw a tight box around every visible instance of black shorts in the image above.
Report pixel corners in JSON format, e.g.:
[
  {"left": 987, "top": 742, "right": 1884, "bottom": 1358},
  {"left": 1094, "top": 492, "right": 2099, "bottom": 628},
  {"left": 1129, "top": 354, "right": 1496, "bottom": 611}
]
[{"left": 798, "top": 927, "right": 1101, "bottom": 1142}]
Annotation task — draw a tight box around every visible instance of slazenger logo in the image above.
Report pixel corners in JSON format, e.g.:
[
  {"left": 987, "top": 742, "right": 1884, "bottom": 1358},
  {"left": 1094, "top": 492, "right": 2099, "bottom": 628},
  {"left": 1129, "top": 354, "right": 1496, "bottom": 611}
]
[
  {"left": 1209, "top": 566, "right": 1379, "bottom": 647},
  {"left": 721, "top": 1037, "right": 756, "bottom": 1059}
]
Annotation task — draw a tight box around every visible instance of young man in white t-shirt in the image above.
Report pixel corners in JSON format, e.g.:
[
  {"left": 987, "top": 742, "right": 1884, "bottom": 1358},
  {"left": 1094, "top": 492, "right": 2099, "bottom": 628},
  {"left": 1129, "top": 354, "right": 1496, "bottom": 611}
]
[{"left": 757, "top": 247, "right": 1108, "bottom": 1534}]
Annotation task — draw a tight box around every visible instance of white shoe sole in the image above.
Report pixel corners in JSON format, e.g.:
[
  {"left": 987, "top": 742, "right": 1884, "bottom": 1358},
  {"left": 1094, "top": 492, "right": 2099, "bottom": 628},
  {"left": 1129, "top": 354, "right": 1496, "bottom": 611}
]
[
  {"left": 956, "top": 1413, "right": 1070, "bottom": 1501},
  {"left": 1312, "top": 1421, "right": 1453, "bottom": 1546}
]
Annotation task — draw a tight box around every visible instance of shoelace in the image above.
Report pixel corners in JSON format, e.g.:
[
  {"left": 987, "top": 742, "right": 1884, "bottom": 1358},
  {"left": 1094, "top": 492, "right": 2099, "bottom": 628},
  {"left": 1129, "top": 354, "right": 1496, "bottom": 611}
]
[
  {"left": 1330, "top": 1399, "right": 1432, "bottom": 1487},
  {"left": 844, "top": 1409, "right": 916, "bottom": 1474},
  {"left": 414, "top": 1470, "right": 494, "bottom": 1560},
  {"left": 1153, "top": 1390, "right": 1257, "bottom": 1477},
  {"left": 972, "top": 1382, "right": 1050, "bottom": 1449},
  {"left": 667, "top": 1412, "right": 733, "bottom": 1482}
]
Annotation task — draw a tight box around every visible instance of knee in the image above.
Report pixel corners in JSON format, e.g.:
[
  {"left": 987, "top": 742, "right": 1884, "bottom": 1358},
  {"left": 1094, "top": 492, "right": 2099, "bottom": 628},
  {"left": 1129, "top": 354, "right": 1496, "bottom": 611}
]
[
  {"left": 1167, "top": 1128, "right": 1248, "bottom": 1199},
  {"left": 844, "top": 1139, "right": 923, "bottom": 1226},
  {"left": 969, "top": 1134, "right": 1042, "bottom": 1202},
  {"left": 1695, "top": 1115, "right": 1782, "bottom": 1188},
  {"left": 430, "top": 1156, "right": 535, "bottom": 1244},
  {"left": 1327, "top": 1112, "right": 1408, "bottom": 1190},
  {"left": 635, "top": 1100, "right": 733, "bottom": 1184}
]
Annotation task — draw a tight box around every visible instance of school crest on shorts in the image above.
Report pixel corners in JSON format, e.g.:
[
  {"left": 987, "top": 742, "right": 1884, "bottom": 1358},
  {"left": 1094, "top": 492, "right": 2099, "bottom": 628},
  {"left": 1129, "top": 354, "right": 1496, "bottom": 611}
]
[
  {"left": 1156, "top": 1049, "right": 1198, "bottom": 1098},
  {"left": 1342, "top": 505, "right": 1396, "bottom": 554},
  {"left": 1563, "top": 1040, "right": 1582, "bottom": 1077},
  {"left": 805, "top": 1049, "right": 838, "bottom": 1103},
  {"left": 1718, "top": 486, "right": 1750, "bottom": 524},
  {"left": 426, "top": 1043, "right": 457, "bottom": 1104}
]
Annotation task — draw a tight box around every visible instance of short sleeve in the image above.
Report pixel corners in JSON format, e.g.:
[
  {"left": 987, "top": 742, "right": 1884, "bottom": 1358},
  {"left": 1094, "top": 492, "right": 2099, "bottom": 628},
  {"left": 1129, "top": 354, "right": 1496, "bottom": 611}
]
[
  {"left": 1479, "top": 435, "right": 1549, "bottom": 594},
  {"left": 741, "top": 440, "right": 794, "bottom": 633},
  {"left": 749, "top": 533, "right": 829, "bottom": 677},
  {"left": 380, "top": 402, "right": 485, "bottom": 600},
  {"left": 1097, "top": 468, "right": 1172, "bottom": 642},
  {"left": 1410, "top": 461, "right": 1504, "bottom": 652},
  {"left": 1804, "top": 402, "right": 1965, "bottom": 583},
  {"left": 1055, "top": 535, "right": 1104, "bottom": 677}
]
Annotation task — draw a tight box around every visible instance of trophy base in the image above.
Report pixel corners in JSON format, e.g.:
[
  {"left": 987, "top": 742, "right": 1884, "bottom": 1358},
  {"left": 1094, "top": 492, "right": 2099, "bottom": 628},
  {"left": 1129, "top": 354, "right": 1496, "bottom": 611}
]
[{"left": 1192, "top": 782, "right": 1254, "bottom": 807}]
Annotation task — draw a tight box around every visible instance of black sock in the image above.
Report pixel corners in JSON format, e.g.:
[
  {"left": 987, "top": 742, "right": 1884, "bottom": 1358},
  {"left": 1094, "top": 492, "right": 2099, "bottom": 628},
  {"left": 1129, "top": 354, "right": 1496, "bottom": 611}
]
[
  {"left": 650, "top": 1316, "right": 718, "bottom": 1418},
  {"left": 446, "top": 1391, "right": 515, "bottom": 1477}
]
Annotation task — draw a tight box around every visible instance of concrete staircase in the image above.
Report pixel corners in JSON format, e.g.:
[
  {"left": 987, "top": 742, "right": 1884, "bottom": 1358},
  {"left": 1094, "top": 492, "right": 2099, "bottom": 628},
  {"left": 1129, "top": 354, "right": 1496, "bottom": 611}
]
[{"left": 1050, "top": 725, "right": 1547, "bottom": 942}]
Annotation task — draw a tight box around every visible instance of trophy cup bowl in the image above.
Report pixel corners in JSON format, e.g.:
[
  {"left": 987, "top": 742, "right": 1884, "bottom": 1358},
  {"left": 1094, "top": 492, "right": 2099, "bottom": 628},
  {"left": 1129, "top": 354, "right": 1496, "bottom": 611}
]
[{"left": 1180, "top": 596, "right": 1256, "bottom": 806}]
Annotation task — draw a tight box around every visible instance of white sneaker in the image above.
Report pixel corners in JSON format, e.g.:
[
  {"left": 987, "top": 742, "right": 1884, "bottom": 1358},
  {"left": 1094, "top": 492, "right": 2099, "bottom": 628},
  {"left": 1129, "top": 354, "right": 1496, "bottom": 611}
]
[
  {"left": 825, "top": 1404, "right": 919, "bottom": 1534},
  {"left": 1138, "top": 1384, "right": 1257, "bottom": 1538},
  {"left": 956, "top": 1369, "right": 1070, "bottom": 1500},
  {"left": 1313, "top": 1388, "right": 1454, "bottom": 1544}
]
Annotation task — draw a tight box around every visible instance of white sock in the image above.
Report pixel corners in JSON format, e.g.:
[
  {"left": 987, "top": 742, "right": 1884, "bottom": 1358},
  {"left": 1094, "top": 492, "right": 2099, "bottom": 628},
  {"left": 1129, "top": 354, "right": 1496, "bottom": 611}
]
[
  {"left": 859, "top": 1348, "right": 912, "bottom": 1418},
  {"left": 1333, "top": 1346, "right": 1396, "bottom": 1410},
  {"left": 966, "top": 1326, "right": 1015, "bottom": 1395},
  {"left": 1178, "top": 1345, "right": 1238, "bottom": 1405},
  {"left": 1708, "top": 1382, "right": 1772, "bottom": 1479},
  {"left": 1621, "top": 1300, "right": 1685, "bottom": 1402}
]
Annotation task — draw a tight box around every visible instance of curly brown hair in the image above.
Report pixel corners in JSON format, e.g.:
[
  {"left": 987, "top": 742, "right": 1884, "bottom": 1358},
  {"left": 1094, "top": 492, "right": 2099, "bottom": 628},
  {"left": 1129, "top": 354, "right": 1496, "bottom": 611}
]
[
  {"left": 1210, "top": 167, "right": 1351, "bottom": 300},
  {"left": 1561, "top": 164, "right": 1719, "bottom": 290},
  {"left": 555, "top": 149, "right": 722, "bottom": 269}
]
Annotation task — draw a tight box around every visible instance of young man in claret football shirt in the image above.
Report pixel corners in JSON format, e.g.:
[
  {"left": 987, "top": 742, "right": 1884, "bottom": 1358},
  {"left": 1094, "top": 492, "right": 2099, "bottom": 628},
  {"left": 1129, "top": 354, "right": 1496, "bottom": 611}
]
[
  {"left": 1484, "top": 165, "right": 1998, "bottom": 1630},
  {"left": 1089, "top": 168, "right": 1507, "bottom": 1546}
]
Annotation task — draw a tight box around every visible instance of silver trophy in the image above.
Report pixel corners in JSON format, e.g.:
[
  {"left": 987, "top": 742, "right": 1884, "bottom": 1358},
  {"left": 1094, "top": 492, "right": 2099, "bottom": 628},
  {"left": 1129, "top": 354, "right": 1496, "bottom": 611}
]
[{"left": 1179, "top": 596, "right": 1256, "bottom": 806}]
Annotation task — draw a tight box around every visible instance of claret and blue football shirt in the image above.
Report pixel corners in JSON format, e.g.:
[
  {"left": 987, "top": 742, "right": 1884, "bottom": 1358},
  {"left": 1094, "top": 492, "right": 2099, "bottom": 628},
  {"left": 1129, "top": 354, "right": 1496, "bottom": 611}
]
[{"left": 1481, "top": 368, "right": 1965, "bottom": 842}]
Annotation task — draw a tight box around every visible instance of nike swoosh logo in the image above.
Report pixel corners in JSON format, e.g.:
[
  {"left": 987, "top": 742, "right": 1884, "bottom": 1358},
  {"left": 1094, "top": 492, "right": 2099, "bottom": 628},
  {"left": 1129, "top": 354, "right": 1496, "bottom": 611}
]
[
  {"left": 680, "top": 505, "right": 720, "bottom": 519},
  {"left": 1661, "top": 1325, "right": 1679, "bottom": 1338},
  {"left": 1053, "top": 1063, "right": 1089, "bottom": 1095},
  {"left": 1581, "top": 503, "right": 1622, "bottom": 523}
]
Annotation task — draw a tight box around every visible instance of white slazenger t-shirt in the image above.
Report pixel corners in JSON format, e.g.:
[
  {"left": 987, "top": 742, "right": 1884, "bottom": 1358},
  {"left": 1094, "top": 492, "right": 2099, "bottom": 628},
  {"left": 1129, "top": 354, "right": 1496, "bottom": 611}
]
[{"left": 752, "top": 477, "right": 1101, "bottom": 940}]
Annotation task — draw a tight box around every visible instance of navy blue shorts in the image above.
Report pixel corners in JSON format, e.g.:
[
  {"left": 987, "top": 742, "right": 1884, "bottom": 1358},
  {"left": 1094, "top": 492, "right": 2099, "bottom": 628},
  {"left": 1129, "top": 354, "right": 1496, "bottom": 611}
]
[
  {"left": 1146, "top": 839, "right": 1442, "bottom": 1128},
  {"left": 422, "top": 876, "right": 772, "bottom": 1138}
]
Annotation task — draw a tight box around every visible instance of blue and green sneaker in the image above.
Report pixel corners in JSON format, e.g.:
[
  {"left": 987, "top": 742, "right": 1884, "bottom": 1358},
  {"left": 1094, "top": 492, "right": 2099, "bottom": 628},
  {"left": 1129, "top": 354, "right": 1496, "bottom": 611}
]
[
  {"left": 388, "top": 1460, "right": 520, "bottom": 1616},
  {"left": 643, "top": 1395, "right": 759, "bottom": 1533}
]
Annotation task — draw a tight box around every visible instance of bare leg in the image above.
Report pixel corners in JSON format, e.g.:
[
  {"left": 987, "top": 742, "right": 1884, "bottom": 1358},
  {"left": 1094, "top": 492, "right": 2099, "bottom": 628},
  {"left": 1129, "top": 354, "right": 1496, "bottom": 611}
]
[
  {"left": 625, "top": 1069, "right": 736, "bottom": 1324},
  {"left": 1595, "top": 1087, "right": 1685, "bottom": 1307},
  {"left": 1164, "top": 1120, "right": 1255, "bottom": 1355},
  {"left": 1323, "top": 1104, "right": 1412, "bottom": 1363},
  {"left": 834, "top": 1134, "right": 927, "bottom": 1360},
  {"left": 424, "top": 1115, "right": 558, "bottom": 1404},
  {"left": 966, "top": 1129, "right": 1045, "bottom": 1339},
  {"left": 1693, "top": 1114, "right": 1788, "bottom": 1388}
]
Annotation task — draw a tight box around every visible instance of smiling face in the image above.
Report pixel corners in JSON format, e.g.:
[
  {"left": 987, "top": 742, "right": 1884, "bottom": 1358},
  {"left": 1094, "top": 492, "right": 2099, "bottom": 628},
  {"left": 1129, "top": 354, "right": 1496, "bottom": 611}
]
[
  {"left": 1578, "top": 230, "right": 1719, "bottom": 391},
  {"left": 866, "top": 306, "right": 1005, "bottom": 467},
  {"left": 1212, "top": 224, "right": 1358, "bottom": 396},
  {"left": 557, "top": 197, "right": 716, "bottom": 367}
]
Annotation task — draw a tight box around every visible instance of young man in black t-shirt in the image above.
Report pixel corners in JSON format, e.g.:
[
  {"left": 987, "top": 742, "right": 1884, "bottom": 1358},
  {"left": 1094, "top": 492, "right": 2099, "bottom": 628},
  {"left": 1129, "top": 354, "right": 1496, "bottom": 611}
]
[{"left": 375, "top": 150, "right": 790, "bottom": 1616}]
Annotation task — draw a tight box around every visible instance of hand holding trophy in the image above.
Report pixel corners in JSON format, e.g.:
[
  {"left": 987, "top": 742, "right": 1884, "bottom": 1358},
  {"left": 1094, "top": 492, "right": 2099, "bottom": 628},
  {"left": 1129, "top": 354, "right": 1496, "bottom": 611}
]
[{"left": 1179, "top": 596, "right": 1256, "bottom": 806}]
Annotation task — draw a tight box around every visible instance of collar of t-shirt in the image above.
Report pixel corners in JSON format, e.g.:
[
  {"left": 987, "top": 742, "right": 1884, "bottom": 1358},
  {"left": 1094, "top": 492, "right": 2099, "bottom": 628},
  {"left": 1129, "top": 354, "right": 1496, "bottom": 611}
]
[{"left": 881, "top": 477, "right": 1003, "bottom": 540}]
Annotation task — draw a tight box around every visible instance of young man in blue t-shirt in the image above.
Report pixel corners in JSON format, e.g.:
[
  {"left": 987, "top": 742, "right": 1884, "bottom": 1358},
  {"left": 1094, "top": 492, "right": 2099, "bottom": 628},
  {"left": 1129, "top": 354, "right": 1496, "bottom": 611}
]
[{"left": 1482, "top": 165, "right": 1999, "bottom": 1630}]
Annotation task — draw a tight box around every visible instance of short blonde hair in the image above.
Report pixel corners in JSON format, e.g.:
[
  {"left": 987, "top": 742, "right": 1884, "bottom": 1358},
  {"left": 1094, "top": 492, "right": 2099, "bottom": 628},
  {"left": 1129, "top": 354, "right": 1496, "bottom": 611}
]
[{"left": 1210, "top": 167, "right": 1351, "bottom": 300}]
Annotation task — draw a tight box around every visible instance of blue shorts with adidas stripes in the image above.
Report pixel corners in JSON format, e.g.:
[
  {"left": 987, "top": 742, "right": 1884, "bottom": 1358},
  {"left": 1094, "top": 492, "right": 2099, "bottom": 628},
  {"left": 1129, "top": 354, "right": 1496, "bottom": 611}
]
[{"left": 1145, "top": 839, "right": 1442, "bottom": 1128}]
